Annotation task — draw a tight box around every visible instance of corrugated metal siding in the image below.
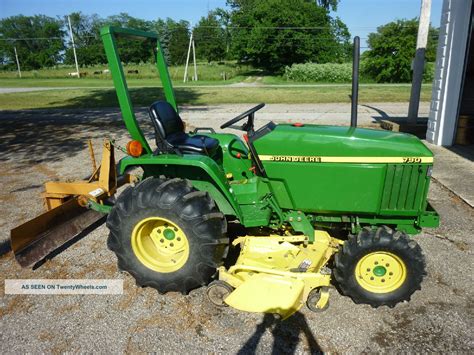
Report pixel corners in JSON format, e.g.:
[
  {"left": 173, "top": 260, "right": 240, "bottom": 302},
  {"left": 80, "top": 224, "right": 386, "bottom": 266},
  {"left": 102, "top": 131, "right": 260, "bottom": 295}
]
[{"left": 381, "top": 165, "right": 427, "bottom": 212}]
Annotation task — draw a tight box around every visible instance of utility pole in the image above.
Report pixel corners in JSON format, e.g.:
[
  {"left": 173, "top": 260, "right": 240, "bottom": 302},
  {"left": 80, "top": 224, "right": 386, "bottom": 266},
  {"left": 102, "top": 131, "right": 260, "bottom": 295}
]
[
  {"left": 192, "top": 37, "right": 198, "bottom": 81},
  {"left": 408, "top": 0, "right": 432, "bottom": 123},
  {"left": 67, "top": 15, "right": 80, "bottom": 78},
  {"left": 13, "top": 46, "right": 21, "bottom": 78},
  {"left": 184, "top": 23, "right": 193, "bottom": 83}
]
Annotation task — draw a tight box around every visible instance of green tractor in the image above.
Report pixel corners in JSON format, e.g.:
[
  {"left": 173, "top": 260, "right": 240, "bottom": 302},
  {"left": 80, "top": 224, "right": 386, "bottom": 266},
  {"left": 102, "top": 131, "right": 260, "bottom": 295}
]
[{"left": 10, "top": 27, "right": 439, "bottom": 319}]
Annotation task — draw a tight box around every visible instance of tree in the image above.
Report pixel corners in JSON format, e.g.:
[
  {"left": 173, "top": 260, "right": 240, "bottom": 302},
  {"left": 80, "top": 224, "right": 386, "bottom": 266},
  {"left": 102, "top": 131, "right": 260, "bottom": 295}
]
[
  {"left": 193, "top": 11, "right": 226, "bottom": 62},
  {"left": 104, "top": 13, "right": 155, "bottom": 64},
  {"left": 153, "top": 19, "right": 172, "bottom": 64},
  {"left": 0, "top": 15, "right": 64, "bottom": 70},
  {"left": 331, "top": 17, "right": 352, "bottom": 62},
  {"left": 315, "top": 0, "right": 339, "bottom": 11},
  {"left": 227, "top": 0, "right": 339, "bottom": 10},
  {"left": 363, "top": 18, "right": 438, "bottom": 83},
  {"left": 227, "top": 0, "right": 350, "bottom": 71},
  {"left": 165, "top": 19, "right": 190, "bottom": 65},
  {"left": 63, "top": 12, "right": 106, "bottom": 66},
  {"left": 214, "top": 8, "right": 232, "bottom": 58}
]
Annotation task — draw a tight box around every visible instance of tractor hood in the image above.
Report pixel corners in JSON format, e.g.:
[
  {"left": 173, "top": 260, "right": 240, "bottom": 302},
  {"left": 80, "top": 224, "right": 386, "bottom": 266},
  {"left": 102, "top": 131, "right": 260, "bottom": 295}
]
[{"left": 253, "top": 124, "right": 433, "bottom": 162}]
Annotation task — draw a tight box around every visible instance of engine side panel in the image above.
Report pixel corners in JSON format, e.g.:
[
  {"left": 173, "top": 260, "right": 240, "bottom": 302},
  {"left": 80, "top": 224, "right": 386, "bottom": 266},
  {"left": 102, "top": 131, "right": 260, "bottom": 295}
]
[
  {"left": 265, "top": 162, "right": 386, "bottom": 213},
  {"left": 254, "top": 124, "right": 434, "bottom": 216}
]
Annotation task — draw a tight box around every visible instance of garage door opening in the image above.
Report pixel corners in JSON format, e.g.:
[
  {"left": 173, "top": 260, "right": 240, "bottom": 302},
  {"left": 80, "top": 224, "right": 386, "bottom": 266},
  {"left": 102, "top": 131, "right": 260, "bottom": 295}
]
[{"left": 456, "top": 19, "right": 474, "bottom": 147}]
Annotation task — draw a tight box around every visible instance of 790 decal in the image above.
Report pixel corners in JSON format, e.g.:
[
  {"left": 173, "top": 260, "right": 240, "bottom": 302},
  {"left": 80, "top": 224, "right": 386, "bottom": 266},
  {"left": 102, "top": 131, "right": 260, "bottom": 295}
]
[{"left": 402, "top": 157, "right": 422, "bottom": 164}]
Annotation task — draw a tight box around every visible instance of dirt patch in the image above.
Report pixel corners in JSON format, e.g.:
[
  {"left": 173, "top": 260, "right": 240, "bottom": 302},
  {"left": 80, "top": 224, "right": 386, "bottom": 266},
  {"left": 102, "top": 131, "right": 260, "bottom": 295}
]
[
  {"left": 33, "top": 164, "right": 61, "bottom": 180},
  {"left": 0, "top": 296, "right": 34, "bottom": 318}
]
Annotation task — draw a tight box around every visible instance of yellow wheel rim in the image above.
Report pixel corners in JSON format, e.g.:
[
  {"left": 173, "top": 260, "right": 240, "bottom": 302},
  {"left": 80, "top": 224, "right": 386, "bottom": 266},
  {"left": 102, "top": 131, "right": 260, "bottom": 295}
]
[
  {"left": 355, "top": 252, "right": 407, "bottom": 293},
  {"left": 131, "top": 217, "right": 189, "bottom": 273}
]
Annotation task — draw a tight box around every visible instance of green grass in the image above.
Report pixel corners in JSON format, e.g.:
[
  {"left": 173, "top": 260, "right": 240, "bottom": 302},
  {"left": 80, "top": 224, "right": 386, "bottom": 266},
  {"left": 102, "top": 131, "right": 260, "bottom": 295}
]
[
  {"left": 0, "top": 63, "right": 433, "bottom": 88},
  {"left": 0, "top": 77, "right": 243, "bottom": 88},
  {"left": 0, "top": 85, "right": 432, "bottom": 110},
  {"left": 261, "top": 75, "right": 426, "bottom": 86},
  {"left": 0, "top": 62, "right": 254, "bottom": 82},
  {"left": 0, "top": 76, "right": 432, "bottom": 89},
  {"left": 0, "top": 63, "right": 434, "bottom": 109}
]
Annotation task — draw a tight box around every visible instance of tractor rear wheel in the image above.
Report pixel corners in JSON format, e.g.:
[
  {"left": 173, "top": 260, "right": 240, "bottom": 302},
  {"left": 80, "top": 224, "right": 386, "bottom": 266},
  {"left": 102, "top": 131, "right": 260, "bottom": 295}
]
[
  {"left": 106, "top": 177, "right": 228, "bottom": 294},
  {"left": 333, "top": 226, "right": 425, "bottom": 308}
]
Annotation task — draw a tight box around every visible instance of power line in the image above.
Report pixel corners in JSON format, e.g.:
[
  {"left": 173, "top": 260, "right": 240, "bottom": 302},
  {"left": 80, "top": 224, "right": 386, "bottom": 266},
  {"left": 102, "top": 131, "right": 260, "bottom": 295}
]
[
  {"left": 0, "top": 37, "right": 66, "bottom": 41},
  {"left": 200, "top": 25, "right": 342, "bottom": 29},
  {"left": 196, "top": 24, "right": 439, "bottom": 30},
  {"left": 0, "top": 34, "right": 440, "bottom": 42}
]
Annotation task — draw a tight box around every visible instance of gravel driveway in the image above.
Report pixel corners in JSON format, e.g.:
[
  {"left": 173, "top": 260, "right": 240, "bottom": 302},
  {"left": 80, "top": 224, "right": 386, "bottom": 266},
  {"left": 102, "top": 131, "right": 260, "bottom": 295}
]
[{"left": 0, "top": 105, "right": 472, "bottom": 353}]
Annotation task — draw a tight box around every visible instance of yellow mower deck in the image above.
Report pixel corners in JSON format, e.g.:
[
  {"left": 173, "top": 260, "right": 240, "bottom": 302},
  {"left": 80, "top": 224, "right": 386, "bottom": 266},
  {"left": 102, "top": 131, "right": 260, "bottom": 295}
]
[{"left": 218, "top": 232, "right": 342, "bottom": 319}]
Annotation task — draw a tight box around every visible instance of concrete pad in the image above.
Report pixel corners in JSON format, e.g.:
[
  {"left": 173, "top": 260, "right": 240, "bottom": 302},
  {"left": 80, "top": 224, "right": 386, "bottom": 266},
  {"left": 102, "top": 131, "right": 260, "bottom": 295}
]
[{"left": 425, "top": 142, "right": 474, "bottom": 207}]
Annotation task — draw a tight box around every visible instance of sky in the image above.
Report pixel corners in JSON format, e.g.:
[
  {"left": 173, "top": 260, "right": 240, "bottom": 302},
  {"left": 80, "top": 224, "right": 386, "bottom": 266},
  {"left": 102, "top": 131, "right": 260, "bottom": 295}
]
[{"left": 0, "top": 0, "right": 443, "bottom": 48}]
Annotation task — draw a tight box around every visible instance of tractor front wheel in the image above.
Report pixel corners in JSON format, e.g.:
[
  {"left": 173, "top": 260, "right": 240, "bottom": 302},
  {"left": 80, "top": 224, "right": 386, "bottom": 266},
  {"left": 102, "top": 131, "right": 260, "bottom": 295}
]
[
  {"left": 106, "top": 177, "right": 228, "bottom": 294},
  {"left": 333, "top": 226, "right": 426, "bottom": 308}
]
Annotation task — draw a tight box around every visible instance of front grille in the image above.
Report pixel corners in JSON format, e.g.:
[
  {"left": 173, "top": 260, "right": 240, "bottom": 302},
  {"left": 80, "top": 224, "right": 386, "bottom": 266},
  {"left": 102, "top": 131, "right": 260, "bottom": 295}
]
[{"left": 380, "top": 164, "right": 428, "bottom": 212}]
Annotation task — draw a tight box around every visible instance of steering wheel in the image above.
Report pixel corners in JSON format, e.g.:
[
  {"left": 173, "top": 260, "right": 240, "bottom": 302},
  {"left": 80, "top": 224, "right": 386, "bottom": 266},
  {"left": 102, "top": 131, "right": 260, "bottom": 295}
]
[{"left": 220, "top": 103, "right": 265, "bottom": 132}]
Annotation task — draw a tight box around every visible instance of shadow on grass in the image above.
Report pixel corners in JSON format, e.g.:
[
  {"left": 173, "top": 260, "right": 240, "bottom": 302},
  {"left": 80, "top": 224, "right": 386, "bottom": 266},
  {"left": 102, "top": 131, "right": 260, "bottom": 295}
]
[
  {"left": 50, "top": 87, "right": 203, "bottom": 109},
  {"left": 0, "top": 87, "right": 202, "bottom": 165},
  {"left": 238, "top": 68, "right": 274, "bottom": 77}
]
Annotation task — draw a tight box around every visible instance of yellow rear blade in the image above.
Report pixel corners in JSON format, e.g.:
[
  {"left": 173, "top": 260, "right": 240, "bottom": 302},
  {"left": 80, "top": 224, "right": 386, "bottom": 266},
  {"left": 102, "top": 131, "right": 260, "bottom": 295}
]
[
  {"left": 225, "top": 273, "right": 305, "bottom": 319},
  {"left": 10, "top": 198, "right": 104, "bottom": 267}
]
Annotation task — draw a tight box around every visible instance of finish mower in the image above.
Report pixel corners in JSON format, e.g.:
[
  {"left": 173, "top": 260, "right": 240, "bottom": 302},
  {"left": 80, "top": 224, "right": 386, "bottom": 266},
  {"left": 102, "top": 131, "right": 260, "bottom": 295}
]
[{"left": 10, "top": 27, "right": 440, "bottom": 319}]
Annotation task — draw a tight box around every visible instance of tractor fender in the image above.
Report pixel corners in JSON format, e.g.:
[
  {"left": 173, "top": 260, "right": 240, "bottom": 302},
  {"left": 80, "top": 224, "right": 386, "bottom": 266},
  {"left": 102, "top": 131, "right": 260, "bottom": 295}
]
[{"left": 119, "top": 154, "right": 242, "bottom": 218}]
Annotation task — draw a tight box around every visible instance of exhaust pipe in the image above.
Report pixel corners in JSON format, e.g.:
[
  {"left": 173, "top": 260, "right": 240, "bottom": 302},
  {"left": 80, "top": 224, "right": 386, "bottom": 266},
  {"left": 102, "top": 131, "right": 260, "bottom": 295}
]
[{"left": 351, "top": 36, "right": 360, "bottom": 128}]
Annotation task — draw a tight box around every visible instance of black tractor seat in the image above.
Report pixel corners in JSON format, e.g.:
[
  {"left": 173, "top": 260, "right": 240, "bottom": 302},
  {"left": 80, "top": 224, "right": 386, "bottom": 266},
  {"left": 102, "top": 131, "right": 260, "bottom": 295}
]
[
  {"left": 149, "top": 101, "right": 219, "bottom": 156},
  {"left": 166, "top": 131, "right": 219, "bottom": 154}
]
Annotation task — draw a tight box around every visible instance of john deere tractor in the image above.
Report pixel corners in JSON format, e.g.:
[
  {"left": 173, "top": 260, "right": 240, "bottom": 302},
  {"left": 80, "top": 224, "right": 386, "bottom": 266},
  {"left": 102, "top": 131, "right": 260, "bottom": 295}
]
[{"left": 10, "top": 27, "right": 439, "bottom": 319}]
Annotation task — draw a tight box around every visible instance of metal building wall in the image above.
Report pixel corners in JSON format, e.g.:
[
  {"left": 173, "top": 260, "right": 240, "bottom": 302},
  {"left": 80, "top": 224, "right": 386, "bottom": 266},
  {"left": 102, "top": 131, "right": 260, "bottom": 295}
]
[{"left": 427, "top": 0, "right": 472, "bottom": 146}]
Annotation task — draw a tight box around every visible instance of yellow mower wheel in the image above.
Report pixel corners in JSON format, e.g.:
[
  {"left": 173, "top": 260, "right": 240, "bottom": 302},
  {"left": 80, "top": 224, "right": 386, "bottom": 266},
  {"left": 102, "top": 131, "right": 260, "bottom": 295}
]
[
  {"left": 131, "top": 217, "right": 189, "bottom": 273},
  {"left": 206, "top": 280, "right": 233, "bottom": 307},
  {"left": 306, "top": 287, "right": 330, "bottom": 312}
]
